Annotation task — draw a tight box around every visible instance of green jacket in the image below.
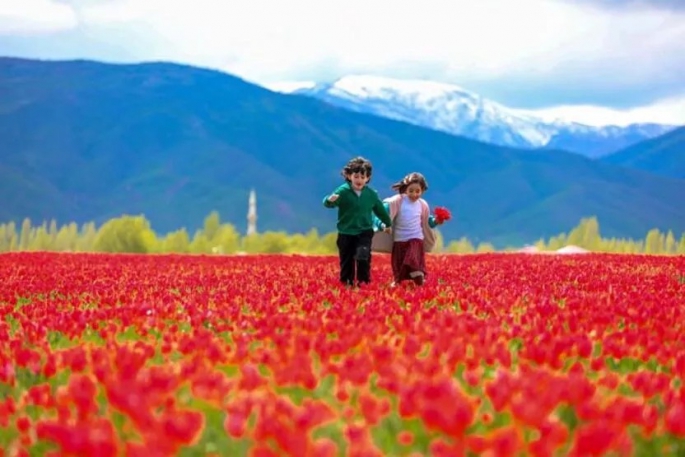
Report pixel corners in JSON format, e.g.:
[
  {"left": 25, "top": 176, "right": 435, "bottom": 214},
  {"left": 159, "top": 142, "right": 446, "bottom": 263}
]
[{"left": 323, "top": 183, "right": 393, "bottom": 235}]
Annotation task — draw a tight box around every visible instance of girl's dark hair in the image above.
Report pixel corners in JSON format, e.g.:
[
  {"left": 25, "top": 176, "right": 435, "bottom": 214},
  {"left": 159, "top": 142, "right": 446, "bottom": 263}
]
[
  {"left": 391, "top": 172, "right": 428, "bottom": 194},
  {"left": 341, "top": 156, "right": 373, "bottom": 182}
]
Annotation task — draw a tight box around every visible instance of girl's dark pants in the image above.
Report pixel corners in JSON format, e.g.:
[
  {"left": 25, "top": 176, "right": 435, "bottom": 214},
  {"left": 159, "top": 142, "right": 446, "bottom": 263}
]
[{"left": 336, "top": 230, "right": 374, "bottom": 285}]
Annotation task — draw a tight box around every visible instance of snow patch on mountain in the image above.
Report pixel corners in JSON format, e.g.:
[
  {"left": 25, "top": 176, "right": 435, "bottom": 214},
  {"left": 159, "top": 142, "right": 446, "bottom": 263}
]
[
  {"left": 264, "top": 80, "right": 317, "bottom": 93},
  {"left": 270, "top": 75, "right": 676, "bottom": 157}
]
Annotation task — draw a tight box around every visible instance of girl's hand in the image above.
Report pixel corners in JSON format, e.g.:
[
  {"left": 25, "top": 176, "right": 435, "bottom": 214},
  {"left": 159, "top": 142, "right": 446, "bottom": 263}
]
[
  {"left": 383, "top": 227, "right": 392, "bottom": 234},
  {"left": 328, "top": 194, "right": 339, "bottom": 202},
  {"left": 433, "top": 207, "right": 452, "bottom": 224}
]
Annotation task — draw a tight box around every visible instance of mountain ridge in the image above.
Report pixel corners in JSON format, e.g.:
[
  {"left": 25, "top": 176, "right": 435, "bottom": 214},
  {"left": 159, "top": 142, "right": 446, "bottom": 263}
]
[
  {"left": 600, "top": 126, "right": 685, "bottom": 179},
  {"left": 1, "top": 57, "right": 684, "bottom": 247}
]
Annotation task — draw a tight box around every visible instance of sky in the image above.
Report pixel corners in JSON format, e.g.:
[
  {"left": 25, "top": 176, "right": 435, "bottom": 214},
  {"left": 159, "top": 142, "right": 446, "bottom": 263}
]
[{"left": 1, "top": 0, "right": 684, "bottom": 126}]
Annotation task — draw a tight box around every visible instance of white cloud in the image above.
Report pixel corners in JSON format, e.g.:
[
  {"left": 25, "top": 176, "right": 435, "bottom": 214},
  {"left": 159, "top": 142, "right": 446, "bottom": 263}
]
[
  {"left": 31, "top": 0, "right": 681, "bottom": 83},
  {"left": 2, "top": 0, "right": 684, "bottom": 125},
  {"left": 0, "top": 0, "right": 77, "bottom": 35},
  {"left": 525, "top": 96, "right": 685, "bottom": 127},
  {"left": 73, "top": 0, "right": 158, "bottom": 24}
]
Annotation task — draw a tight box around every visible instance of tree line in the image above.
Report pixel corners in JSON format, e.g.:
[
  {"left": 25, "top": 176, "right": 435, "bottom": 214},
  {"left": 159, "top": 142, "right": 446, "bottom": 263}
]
[{"left": 0, "top": 213, "right": 683, "bottom": 255}]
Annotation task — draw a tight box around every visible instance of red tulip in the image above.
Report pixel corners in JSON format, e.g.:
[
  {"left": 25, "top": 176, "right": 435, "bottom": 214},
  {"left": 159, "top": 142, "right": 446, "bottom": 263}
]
[
  {"left": 1, "top": 251, "right": 684, "bottom": 455},
  {"left": 433, "top": 206, "right": 452, "bottom": 223}
]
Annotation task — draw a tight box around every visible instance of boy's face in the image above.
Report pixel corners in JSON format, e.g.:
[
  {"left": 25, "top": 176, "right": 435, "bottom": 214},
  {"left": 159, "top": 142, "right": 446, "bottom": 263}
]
[{"left": 347, "top": 171, "right": 370, "bottom": 191}]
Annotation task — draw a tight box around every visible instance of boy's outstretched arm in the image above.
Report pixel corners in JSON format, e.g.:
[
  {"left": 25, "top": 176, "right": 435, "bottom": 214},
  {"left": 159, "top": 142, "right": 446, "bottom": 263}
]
[
  {"left": 323, "top": 193, "right": 339, "bottom": 208},
  {"left": 373, "top": 202, "right": 391, "bottom": 231}
]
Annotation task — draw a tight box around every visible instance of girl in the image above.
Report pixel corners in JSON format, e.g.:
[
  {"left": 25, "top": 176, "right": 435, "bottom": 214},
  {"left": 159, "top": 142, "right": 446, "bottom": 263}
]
[{"left": 372, "top": 172, "right": 446, "bottom": 286}]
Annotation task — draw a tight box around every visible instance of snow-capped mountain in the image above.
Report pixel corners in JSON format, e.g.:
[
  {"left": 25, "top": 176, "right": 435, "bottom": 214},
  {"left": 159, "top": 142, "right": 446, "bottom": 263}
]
[{"left": 268, "top": 75, "right": 675, "bottom": 158}]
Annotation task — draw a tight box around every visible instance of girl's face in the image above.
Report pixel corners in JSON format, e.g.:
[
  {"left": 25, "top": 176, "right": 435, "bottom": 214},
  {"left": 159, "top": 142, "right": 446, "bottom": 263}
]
[{"left": 406, "top": 182, "right": 423, "bottom": 201}]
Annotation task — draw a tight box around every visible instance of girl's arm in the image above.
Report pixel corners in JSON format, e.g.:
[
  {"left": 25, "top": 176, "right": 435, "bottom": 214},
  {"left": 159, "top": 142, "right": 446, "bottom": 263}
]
[
  {"left": 421, "top": 201, "right": 439, "bottom": 253},
  {"left": 422, "top": 199, "right": 439, "bottom": 228}
]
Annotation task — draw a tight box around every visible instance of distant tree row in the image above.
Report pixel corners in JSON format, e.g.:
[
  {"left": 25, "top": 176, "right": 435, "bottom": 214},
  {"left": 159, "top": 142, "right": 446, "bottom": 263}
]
[
  {"left": 0, "top": 212, "right": 339, "bottom": 255},
  {"left": 531, "top": 217, "right": 685, "bottom": 255},
  {"left": 0, "top": 213, "right": 683, "bottom": 255}
]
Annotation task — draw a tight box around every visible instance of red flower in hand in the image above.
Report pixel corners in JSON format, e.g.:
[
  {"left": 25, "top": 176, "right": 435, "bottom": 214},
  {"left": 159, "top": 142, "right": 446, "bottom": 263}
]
[{"left": 433, "top": 207, "right": 452, "bottom": 224}]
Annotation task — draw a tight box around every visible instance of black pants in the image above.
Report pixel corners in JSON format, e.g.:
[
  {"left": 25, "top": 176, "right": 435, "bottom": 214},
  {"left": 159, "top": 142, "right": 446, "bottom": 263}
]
[{"left": 336, "top": 230, "right": 374, "bottom": 286}]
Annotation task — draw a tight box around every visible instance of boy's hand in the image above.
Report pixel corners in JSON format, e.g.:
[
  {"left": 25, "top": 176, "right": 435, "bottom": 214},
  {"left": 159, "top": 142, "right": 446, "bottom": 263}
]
[
  {"left": 383, "top": 226, "right": 392, "bottom": 234},
  {"left": 327, "top": 194, "right": 339, "bottom": 202}
]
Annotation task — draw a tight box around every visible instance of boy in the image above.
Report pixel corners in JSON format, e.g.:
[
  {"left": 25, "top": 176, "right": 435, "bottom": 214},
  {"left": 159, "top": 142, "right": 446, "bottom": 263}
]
[{"left": 324, "top": 156, "right": 393, "bottom": 286}]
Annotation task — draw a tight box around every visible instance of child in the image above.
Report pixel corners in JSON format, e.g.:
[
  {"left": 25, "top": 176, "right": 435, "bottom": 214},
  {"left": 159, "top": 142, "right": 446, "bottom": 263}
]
[
  {"left": 324, "top": 156, "right": 393, "bottom": 286},
  {"left": 373, "top": 172, "right": 444, "bottom": 286}
]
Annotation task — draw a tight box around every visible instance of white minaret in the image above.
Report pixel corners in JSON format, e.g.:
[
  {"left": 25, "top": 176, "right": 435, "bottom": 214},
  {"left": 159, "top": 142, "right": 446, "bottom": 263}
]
[{"left": 247, "top": 189, "right": 257, "bottom": 235}]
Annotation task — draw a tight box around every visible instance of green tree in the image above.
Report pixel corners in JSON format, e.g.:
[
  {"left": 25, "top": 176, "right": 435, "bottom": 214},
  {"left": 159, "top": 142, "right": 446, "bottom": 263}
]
[
  {"left": 601, "top": 238, "right": 617, "bottom": 253},
  {"left": 77, "top": 222, "right": 98, "bottom": 251},
  {"left": 446, "top": 237, "right": 474, "bottom": 253},
  {"left": 287, "top": 233, "right": 307, "bottom": 254},
  {"left": 2, "top": 222, "right": 17, "bottom": 251},
  {"left": 48, "top": 219, "right": 58, "bottom": 240},
  {"left": 54, "top": 226, "right": 74, "bottom": 251},
  {"left": 260, "top": 231, "right": 290, "bottom": 253},
  {"left": 319, "top": 232, "right": 338, "bottom": 255},
  {"left": 304, "top": 228, "right": 324, "bottom": 253},
  {"left": 31, "top": 224, "right": 52, "bottom": 251},
  {"left": 212, "top": 224, "right": 241, "bottom": 254},
  {"left": 581, "top": 217, "right": 601, "bottom": 250},
  {"left": 162, "top": 229, "right": 191, "bottom": 253},
  {"left": 19, "top": 218, "right": 32, "bottom": 250},
  {"left": 93, "top": 215, "right": 157, "bottom": 253},
  {"left": 476, "top": 242, "right": 496, "bottom": 253},
  {"left": 241, "top": 233, "right": 262, "bottom": 253},
  {"left": 626, "top": 240, "right": 641, "bottom": 254},
  {"left": 189, "top": 231, "right": 211, "bottom": 254},
  {"left": 547, "top": 234, "right": 567, "bottom": 251},
  {"left": 644, "top": 228, "right": 662, "bottom": 254},
  {"left": 6, "top": 211, "right": 685, "bottom": 255},
  {"left": 0, "top": 224, "right": 7, "bottom": 252},
  {"left": 287, "top": 228, "right": 325, "bottom": 254},
  {"left": 6, "top": 221, "right": 18, "bottom": 251},
  {"left": 203, "top": 211, "right": 221, "bottom": 243},
  {"left": 665, "top": 230, "right": 676, "bottom": 254},
  {"left": 432, "top": 228, "right": 445, "bottom": 253}
]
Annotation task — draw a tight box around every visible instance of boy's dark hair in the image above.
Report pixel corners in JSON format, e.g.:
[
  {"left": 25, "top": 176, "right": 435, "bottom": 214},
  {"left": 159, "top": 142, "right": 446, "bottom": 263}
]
[
  {"left": 391, "top": 172, "right": 428, "bottom": 194},
  {"left": 341, "top": 156, "right": 373, "bottom": 182}
]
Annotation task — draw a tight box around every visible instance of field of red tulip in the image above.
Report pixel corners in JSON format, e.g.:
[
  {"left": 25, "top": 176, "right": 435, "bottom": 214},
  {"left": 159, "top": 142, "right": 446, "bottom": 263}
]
[{"left": 0, "top": 251, "right": 684, "bottom": 456}]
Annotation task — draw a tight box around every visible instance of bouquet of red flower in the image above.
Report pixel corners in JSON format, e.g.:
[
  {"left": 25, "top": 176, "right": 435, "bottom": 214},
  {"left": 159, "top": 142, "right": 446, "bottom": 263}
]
[{"left": 433, "top": 206, "right": 452, "bottom": 224}]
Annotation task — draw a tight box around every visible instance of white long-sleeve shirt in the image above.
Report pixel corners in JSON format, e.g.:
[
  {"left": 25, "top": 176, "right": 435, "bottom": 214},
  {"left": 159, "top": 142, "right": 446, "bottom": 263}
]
[{"left": 393, "top": 197, "right": 424, "bottom": 242}]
